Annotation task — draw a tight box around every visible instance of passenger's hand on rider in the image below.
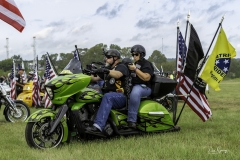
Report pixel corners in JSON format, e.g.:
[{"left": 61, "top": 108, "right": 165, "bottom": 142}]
[
  {"left": 96, "top": 68, "right": 110, "bottom": 74},
  {"left": 128, "top": 63, "right": 136, "bottom": 71}
]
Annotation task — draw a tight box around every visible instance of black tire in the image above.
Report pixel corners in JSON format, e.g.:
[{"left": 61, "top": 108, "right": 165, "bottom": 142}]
[
  {"left": 5, "top": 101, "right": 30, "bottom": 122},
  {"left": 25, "top": 117, "right": 64, "bottom": 149}
]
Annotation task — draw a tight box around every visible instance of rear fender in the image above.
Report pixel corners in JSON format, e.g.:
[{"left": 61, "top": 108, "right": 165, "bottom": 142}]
[{"left": 25, "top": 109, "right": 69, "bottom": 142}]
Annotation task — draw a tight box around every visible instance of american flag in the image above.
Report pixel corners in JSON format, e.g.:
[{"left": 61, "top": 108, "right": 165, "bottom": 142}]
[
  {"left": 32, "top": 63, "right": 41, "bottom": 107},
  {"left": 10, "top": 61, "right": 16, "bottom": 99},
  {"left": 0, "top": 0, "right": 26, "bottom": 32},
  {"left": 44, "top": 55, "right": 57, "bottom": 108},
  {"left": 177, "top": 74, "right": 212, "bottom": 121},
  {"left": 176, "top": 23, "right": 211, "bottom": 122},
  {"left": 73, "top": 49, "right": 80, "bottom": 61},
  {"left": 177, "top": 30, "right": 187, "bottom": 79}
]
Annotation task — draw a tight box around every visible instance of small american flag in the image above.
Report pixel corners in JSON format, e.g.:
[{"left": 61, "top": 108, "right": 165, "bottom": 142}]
[
  {"left": 32, "top": 63, "right": 41, "bottom": 107},
  {"left": 73, "top": 49, "right": 80, "bottom": 61},
  {"left": 44, "top": 55, "right": 57, "bottom": 108},
  {"left": 10, "top": 61, "right": 16, "bottom": 99},
  {"left": 177, "top": 30, "right": 187, "bottom": 79}
]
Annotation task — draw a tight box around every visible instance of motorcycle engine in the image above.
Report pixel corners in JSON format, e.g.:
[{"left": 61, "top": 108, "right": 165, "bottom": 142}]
[{"left": 79, "top": 107, "right": 88, "bottom": 121}]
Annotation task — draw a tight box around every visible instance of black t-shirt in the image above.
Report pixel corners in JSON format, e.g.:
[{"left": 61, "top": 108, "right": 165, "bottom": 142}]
[
  {"left": 101, "top": 63, "right": 130, "bottom": 94},
  {"left": 131, "top": 58, "right": 154, "bottom": 87},
  {"left": 16, "top": 74, "right": 24, "bottom": 87}
]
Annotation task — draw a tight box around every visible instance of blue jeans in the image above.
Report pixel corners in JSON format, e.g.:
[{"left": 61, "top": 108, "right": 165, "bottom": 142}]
[
  {"left": 94, "top": 92, "right": 126, "bottom": 131},
  {"left": 127, "top": 84, "right": 152, "bottom": 122}
]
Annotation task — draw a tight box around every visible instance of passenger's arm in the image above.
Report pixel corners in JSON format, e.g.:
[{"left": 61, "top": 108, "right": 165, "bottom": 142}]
[{"left": 135, "top": 69, "right": 151, "bottom": 81}]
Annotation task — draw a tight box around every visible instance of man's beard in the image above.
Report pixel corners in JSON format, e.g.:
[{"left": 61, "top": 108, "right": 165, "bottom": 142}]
[{"left": 105, "top": 63, "right": 110, "bottom": 67}]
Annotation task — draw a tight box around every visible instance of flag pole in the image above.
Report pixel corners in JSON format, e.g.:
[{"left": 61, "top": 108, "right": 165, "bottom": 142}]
[
  {"left": 36, "top": 55, "right": 40, "bottom": 108},
  {"left": 173, "top": 20, "right": 180, "bottom": 124},
  {"left": 75, "top": 45, "right": 83, "bottom": 70},
  {"left": 46, "top": 52, "right": 58, "bottom": 75},
  {"left": 197, "top": 15, "right": 225, "bottom": 75},
  {"left": 174, "top": 12, "right": 191, "bottom": 125}
]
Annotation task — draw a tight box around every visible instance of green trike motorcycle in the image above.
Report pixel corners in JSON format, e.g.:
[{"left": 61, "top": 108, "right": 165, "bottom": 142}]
[{"left": 25, "top": 57, "right": 179, "bottom": 149}]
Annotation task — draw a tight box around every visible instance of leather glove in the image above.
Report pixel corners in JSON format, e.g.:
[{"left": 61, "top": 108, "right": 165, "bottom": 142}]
[{"left": 96, "top": 68, "right": 110, "bottom": 74}]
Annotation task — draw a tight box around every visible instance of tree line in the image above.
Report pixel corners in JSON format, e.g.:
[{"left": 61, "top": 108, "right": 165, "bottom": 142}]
[{"left": 0, "top": 43, "right": 239, "bottom": 79}]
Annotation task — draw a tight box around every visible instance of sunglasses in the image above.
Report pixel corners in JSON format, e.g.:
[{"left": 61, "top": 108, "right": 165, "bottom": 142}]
[
  {"left": 106, "top": 56, "right": 113, "bottom": 59},
  {"left": 132, "top": 53, "right": 139, "bottom": 57}
]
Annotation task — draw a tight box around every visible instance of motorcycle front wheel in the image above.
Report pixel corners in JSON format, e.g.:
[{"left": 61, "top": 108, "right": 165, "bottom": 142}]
[
  {"left": 5, "top": 101, "right": 30, "bottom": 122},
  {"left": 25, "top": 117, "right": 64, "bottom": 149}
]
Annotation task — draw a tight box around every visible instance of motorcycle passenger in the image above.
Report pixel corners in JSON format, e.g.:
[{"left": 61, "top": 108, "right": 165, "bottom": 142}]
[
  {"left": 127, "top": 44, "right": 154, "bottom": 129},
  {"left": 27, "top": 71, "right": 34, "bottom": 82},
  {"left": 16, "top": 68, "right": 25, "bottom": 97},
  {"left": 86, "top": 49, "right": 130, "bottom": 134}
]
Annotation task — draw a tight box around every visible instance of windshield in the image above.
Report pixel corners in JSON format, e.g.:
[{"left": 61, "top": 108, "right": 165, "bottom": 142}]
[
  {"left": 152, "top": 62, "right": 160, "bottom": 74},
  {"left": 60, "top": 58, "right": 83, "bottom": 75}
]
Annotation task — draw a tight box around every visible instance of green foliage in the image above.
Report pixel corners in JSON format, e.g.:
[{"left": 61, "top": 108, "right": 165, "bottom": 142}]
[
  {"left": 0, "top": 58, "right": 12, "bottom": 72},
  {"left": 120, "top": 47, "right": 131, "bottom": 59},
  {"left": 226, "top": 59, "right": 240, "bottom": 78},
  {"left": 148, "top": 50, "right": 167, "bottom": 64},
  {"left": 11, "top": 55, "right": 22, "bottom": 64},
  {"left": 81, "top": 44, "right": 105, "bottom": 68},
  {"left": 162, "top": 60, "right": 176, "bottom": 73},
  {"left": 109, "top": 44, "right": 121, "bottom": 50}
]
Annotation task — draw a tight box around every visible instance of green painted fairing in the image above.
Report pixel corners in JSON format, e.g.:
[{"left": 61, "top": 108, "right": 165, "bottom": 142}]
[
  {"left": 46, "top": 74, "right": 91, "bottom": 104},
  {"left": 75, "top": 88, "right": 103, "bottom": 103},
  {"left": 25, "top": 109, "right": 56, "bottom": 122},
  {"left": 70, "top": 102, "right": 86, "bottom": 110},
  {"left": 138, "top": 100, "right": 174, "bottom": 132},
  {"left": 25, "top": 109, "right": 69, "bottom": 142},
  {"left": 110, "top": 110, "right": 128, "bottom": 126}
]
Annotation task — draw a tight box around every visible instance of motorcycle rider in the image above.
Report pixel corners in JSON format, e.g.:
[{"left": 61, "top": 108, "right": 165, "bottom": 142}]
[
  {"left": 86, "top": 49, "right": 130, "bottom": 134},
  {"left": 27, "top": 71, "right": 34, "bottom": 82},
  {"left": 127, "top": 45, "right": 154, "bottom": 128},
  {"left": 15, "top": 68, "right": 25, "bottom": 97}
]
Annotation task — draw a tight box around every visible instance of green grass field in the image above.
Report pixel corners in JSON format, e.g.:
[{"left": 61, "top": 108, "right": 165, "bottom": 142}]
[{"left": 0, "top": 79, "right": 239, "bottom": 160}]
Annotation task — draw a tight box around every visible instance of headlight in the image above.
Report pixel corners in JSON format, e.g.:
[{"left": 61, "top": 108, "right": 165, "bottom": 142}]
[{"left": 45, "top": 87, "right": 54, "bottom": 100}]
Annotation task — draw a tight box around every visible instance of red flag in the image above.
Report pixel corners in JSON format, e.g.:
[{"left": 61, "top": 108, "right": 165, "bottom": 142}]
[{"left": 0, "top": 0, "right": 26, "bottom": 32}]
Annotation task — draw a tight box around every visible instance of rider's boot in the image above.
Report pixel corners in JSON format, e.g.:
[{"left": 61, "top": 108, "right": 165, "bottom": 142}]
[{"left": 128, "top": 122, "right": 136, "bottom": 129}]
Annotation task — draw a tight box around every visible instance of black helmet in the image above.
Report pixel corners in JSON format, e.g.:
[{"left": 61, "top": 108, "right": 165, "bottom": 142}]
[
  {"left": 122, "top": 58, "right": 132, "bottom": 65},
  {"left": 131, "top": 44, "right": 146, "bottom": 57},
  {"left": 103, "top": 49, "right": 121, "bottom": 59}
]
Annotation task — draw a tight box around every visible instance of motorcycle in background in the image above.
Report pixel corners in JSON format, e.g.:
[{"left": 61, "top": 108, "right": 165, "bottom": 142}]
[
  {"left": 0, "top": 82, "right": 30, "bottom": 122},
  {"left": 17, "top": 81, "right": 45, "bottom": 107}
]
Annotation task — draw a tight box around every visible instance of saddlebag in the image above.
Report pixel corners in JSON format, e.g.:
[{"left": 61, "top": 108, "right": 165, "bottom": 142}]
[{"left": 151, "top": 74, "right": 177, "bottom": 99}]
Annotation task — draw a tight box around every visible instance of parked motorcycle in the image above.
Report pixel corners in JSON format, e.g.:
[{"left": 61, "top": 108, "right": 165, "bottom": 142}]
[
  {"left": 17, "top": 81, "right": 45, "bottom": 107},
  {"left": 25, "top": 57, "right": 179, "bottom": 149},
  {"left": 0, "top": 83, "right": 30, "bottom": 122}
]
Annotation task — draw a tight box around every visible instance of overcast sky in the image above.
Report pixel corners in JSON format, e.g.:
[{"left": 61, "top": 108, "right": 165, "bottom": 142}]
[{"left": 0, "top": 0, "right": 239, "bottom": 61}]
